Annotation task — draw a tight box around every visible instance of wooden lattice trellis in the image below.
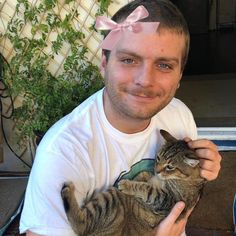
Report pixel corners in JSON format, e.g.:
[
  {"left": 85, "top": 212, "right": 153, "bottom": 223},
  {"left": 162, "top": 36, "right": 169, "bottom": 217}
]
[
  {"left": 0, "top": 0, "right": 131, "bottom": 76},
  {"left": 0, "top": 0, "right": 131, "bottom": 168}
]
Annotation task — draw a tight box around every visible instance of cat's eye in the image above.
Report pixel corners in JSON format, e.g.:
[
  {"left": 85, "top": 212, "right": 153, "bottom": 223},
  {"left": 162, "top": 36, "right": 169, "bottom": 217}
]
[{"left": 165, "top": 164, "right": 175, "bottom": 171}]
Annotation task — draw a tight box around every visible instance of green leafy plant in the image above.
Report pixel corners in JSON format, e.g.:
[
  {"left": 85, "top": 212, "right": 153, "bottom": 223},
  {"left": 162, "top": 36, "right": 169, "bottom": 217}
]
[
  {"left": 1, "top": 0, "right": 112, "bottom": 143},
  {"left": 97, "top": 0, "right": 113, "bottom": 15}
]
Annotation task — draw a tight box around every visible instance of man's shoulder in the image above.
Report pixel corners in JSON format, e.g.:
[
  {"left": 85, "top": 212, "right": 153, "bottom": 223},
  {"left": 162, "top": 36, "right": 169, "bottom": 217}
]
[
  {"left": 71, "top": 88, "right": 103, "bottom": 117},
  {"left": 154, "top": 97, "right": 197, "bottom": 139},
  {"left": 54, "top": 88, "right": 103, "bottom": 128},
  {"left": 38, "top": 89, "right": 104, "bottom": 150},
  {"left": 168, "top": 97, "right": 189, "bottom": 110},
  {"left": 159, "top": 97, "right": 192, "bottom": 116}
]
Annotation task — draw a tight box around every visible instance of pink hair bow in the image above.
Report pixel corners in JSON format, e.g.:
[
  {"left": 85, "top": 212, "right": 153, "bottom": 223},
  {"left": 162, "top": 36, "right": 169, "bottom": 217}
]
[{"left": 95, "top": 5, "right": 160, "bottom": 50}]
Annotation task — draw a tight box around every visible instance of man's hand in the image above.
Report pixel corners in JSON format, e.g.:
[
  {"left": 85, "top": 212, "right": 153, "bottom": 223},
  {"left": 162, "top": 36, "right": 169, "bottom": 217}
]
[
  {"left": 155, "top": 202, "right": 189, "bottom": 236},
  {"left": 185, "top": 138, "right": 222, "bottom": 181}
]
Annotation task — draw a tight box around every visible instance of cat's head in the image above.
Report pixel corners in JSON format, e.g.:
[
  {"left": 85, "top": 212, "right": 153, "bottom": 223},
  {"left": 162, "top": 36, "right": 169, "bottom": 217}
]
[{"left": 155, "top": 130, "right": 201, "bottom": 181}]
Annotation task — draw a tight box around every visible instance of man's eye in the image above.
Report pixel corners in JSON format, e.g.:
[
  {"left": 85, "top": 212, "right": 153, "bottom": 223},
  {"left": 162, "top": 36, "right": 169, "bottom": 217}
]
[
  {"left": 122, "top": 58, "right": 135, "bottom": 64},
  {"left": 158, "top": 63, "right": 171, "bottom": 70}
]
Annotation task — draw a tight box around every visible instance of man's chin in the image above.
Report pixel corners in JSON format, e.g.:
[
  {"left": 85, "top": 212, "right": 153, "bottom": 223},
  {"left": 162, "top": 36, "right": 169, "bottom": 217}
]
[{"left": 121, "top": 107, "right": 160, "bottom": 121}]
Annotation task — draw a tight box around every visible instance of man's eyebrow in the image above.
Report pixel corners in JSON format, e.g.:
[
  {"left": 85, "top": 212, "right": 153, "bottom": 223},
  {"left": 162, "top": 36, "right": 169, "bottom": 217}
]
[
  {"left": 156, "top": 57, "right": 180, "bottom": 64},
  {"left": 116, "top": 49, "right": 141, "bottom": 58}
]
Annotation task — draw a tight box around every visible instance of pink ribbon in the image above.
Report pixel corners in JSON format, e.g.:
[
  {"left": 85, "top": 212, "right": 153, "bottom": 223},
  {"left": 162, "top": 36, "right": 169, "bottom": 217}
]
[{"left": 95, "top": 5, "right": 160, "bottom": 50}]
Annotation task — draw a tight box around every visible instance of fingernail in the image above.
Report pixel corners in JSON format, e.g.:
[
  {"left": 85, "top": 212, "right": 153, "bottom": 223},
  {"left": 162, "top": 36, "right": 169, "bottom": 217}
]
[{"left": 177, "top": 201, "right": 185, "bottom": 209}]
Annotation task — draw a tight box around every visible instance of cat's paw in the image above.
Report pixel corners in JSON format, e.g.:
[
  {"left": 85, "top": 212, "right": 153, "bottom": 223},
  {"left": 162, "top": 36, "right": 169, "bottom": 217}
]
[
  {"left": 61, "top": 182, "right": 75, "bottom": 197},
  {"left": 61, "top": 182, "right": 75, "bottom": 212},
  {"left": 134, "top": 171, "right": 153, "bottom": 181},
  {"left": 118, "top": 179, "right": 133, "bottom": 195}
]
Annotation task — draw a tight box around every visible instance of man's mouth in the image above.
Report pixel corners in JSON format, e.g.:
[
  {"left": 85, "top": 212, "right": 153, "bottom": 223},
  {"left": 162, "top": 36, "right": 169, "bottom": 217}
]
[
  {"left": 129, "top": 90, "right": 158, "bottom": 102},
  {"left": 129, "top": 88, "right": 157, "bottom": 97},
  {"left": 133, "top": 93, "right": 154, "bottom": 98}
]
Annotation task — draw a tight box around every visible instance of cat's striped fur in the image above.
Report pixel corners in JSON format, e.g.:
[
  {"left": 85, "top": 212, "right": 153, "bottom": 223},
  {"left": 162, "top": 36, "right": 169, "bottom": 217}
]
[{"left": 61, "top": 130, "right": 206, "bottom": 236}]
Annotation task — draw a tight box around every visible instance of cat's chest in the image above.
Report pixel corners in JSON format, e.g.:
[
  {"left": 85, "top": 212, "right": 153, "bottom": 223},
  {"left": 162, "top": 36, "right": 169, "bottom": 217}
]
[{"left": 149, "top": 175, "right": 165, "bottom": 189}]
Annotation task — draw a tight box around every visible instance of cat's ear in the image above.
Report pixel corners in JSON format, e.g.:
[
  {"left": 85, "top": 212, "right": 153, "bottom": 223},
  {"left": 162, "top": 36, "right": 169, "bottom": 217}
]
[
  {"left": 184, "top": 158, "right": 199, "bottom": 167},
  {"left": 160, "top": 129, "right": 177, "bottom": 142}
]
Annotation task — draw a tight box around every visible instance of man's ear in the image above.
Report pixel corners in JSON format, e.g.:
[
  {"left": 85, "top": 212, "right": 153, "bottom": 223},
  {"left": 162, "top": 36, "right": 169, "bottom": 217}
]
[{"left": 100, "top": 52, "right": 107, "bottom": 77}]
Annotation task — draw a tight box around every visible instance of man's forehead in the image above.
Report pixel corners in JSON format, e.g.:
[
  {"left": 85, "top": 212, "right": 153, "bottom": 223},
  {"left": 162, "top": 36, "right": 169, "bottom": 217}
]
[
  {"left": 113, "top": 30, "right": 185, "bottom": 54},
  {"left": 119, "top": 28, "right": 185, "bottom": 43}
]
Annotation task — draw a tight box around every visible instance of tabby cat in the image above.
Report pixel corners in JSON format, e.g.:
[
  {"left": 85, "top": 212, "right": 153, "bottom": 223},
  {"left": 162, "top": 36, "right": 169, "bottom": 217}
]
[{"left": 61, "top": 130, "right": 206, "bottom": 236}]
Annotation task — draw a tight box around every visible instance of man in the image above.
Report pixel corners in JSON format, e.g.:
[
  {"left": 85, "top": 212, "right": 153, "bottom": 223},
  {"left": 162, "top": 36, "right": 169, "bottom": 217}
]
[{"left": 20, "top": 0, "right": 221, "bottom": 235}]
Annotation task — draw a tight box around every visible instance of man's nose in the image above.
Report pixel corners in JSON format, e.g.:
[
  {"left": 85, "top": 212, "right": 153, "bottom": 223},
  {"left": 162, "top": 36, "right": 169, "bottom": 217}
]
[{"left": 134, "top": 64, "right": 155, "bottom": 87}]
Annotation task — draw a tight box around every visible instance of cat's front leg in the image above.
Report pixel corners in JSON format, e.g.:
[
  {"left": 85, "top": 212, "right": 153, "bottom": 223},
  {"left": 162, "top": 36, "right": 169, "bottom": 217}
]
[
  {"left": 61, "top": 182, "right": 88, "bottom": 235},
  {"left": 133, "top": 171, "right": 153, "bottom": 182},
  {"left": 117, "top": 179, "right": 134, "bottom": 195},
  {"left": 61, "top": 181, "right": 76, "bottom": 213},
  {"left": 118, "top": 179, "right": 156, "bottom": 204}
]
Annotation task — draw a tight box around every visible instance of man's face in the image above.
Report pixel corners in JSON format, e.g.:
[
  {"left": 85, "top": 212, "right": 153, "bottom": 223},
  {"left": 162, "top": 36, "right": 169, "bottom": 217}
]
[{"left": 101, "top": 29, "right": 185, "bottom": 125}]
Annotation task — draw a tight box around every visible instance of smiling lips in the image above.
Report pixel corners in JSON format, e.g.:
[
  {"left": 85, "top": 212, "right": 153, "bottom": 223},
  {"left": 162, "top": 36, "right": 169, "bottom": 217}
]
[
  {"left": 127, "top": 93, "right": 158, "bottom": 105},
  {"left": 121, "top": 86, "right": 161, "bottom": 104},
  {"left": 127, "top": 87, "right": 158, "bottom": 96},
  {"left": 133, "top": 93, "right": 155, "bottom": 98},
  {"left": 129, "top": 90, "right": 159, "bottom": 101}
]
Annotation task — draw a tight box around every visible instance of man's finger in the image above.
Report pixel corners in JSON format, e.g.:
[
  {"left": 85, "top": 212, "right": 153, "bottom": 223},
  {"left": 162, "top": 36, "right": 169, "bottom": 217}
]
[
  {"left": 188, "top": 139, "right": 218, "bottom": 151},
  {"left": 166, "top": 202, "right": 185, "bottom": 224}
]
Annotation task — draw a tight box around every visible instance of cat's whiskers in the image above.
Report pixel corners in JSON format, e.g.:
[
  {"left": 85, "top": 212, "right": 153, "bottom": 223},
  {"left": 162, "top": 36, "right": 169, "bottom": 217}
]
[{"left": 150, "top": 175, "right": 165, "bottom": 189}]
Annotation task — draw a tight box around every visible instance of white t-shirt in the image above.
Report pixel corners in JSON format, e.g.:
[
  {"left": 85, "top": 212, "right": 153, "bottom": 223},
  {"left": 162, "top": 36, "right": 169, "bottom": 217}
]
[{"left": 20, "top": 88, "right": 197, "bottom": 235}]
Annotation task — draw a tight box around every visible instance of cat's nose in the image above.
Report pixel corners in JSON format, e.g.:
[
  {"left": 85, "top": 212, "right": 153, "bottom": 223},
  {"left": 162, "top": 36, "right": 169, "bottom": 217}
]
[{"left": 155, "top": 165, "right": 164, "bottom": 173}]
